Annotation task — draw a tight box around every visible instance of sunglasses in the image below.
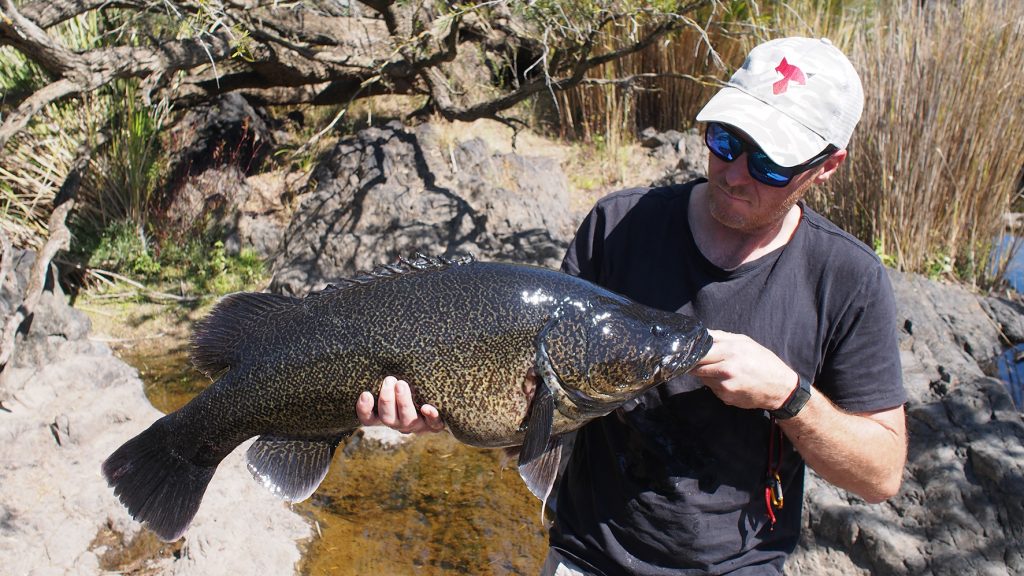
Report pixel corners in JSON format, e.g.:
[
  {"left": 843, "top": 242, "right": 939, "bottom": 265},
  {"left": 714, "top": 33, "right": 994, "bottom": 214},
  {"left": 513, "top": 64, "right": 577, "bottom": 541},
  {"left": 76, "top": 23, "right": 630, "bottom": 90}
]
[{"left": 704, "top": 122, "right": 837, "bottom": 188}]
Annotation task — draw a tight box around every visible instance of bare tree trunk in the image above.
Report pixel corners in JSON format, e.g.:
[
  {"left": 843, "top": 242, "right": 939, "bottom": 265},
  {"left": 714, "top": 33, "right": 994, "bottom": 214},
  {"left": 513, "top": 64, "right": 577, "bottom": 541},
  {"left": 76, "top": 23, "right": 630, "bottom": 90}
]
[{"left": 0, "top": 201, "right": 75, "bottom": 406}]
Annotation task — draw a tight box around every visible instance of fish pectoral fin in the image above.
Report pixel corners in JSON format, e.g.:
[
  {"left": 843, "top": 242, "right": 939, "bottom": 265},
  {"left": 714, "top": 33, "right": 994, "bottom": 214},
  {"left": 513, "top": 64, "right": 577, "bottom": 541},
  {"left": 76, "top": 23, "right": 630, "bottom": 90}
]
[
  {"left": 246, "top": 433, "right": 347, "bottom": 502},
  {"left": 517, "top": 378, "right": 559, "bottom": 508},
  {"left": 518, "top": 378, "right": 554, "bottom": 470},
  {"left": 517, "top": 436, "right": 563, "bottom": 525}
]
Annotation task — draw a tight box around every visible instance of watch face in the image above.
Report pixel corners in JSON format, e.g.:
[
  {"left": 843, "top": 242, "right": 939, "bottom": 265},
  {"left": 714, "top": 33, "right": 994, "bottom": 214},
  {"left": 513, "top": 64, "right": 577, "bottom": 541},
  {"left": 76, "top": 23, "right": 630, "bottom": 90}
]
[{"left": 771, "top": 377, "right": 811, "bottom": 420}]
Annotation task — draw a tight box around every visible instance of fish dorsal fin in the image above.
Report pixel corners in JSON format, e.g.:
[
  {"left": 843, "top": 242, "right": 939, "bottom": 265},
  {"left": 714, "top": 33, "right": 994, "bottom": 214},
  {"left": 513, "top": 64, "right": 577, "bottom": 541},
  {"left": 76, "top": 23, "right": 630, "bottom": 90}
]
[
  {"left": 320, "top": 253, "right": 475, "bottom": 292},
  {"left": 190, "top": 292, "right": 300, "bottom": 377},
  {"left": 246, "top": 433, "right": 347, "bottom": 502}
]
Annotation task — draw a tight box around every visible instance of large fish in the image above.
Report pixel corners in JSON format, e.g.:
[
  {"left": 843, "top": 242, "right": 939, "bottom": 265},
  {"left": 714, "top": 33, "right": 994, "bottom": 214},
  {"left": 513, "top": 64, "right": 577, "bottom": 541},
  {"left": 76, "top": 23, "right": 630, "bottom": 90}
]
[{"left": 102, "top": 255, "right": 711, "bottom": 541}]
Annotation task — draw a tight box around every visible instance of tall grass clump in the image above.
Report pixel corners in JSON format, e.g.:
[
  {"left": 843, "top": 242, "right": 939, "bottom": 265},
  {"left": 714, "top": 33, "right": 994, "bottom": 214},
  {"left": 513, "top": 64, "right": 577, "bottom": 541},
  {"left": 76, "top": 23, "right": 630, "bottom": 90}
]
[
  {"left": 792, "top": 0, "right": 1024, "bottom": 287},
  {"left": 77, "top": 80, "right": 171, "bottom": 233}
]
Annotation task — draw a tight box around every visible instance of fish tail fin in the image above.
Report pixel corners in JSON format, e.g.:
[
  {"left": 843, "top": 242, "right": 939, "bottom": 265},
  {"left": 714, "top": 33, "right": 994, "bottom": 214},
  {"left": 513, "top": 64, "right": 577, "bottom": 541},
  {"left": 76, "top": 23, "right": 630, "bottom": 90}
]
[
  {"left": 102, "top": 416, "right": 217, "bottom": 542},
  {"left": 190, "top": 291, "right": 301, "bottom": 377}
]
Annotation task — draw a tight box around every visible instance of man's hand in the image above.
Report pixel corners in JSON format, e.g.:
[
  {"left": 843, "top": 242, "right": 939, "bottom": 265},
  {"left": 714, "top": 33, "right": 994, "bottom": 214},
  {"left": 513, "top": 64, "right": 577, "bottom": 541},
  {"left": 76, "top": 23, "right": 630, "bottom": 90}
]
[
  {"left": 690, "top": 329, "right": 907, "bottom": 503},
  {"left": 690, "top": 329, "right": 798, "bottom": 411},
  {"left": 356, "top": 376, "right": 445, "bottom": 434}
]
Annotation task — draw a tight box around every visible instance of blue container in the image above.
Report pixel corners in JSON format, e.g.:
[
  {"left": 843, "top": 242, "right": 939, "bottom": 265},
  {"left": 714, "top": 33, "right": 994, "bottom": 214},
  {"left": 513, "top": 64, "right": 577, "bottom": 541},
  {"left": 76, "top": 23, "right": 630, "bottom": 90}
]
[{"left": 996, "top": 344, "right": 1024, "bottom": 410}]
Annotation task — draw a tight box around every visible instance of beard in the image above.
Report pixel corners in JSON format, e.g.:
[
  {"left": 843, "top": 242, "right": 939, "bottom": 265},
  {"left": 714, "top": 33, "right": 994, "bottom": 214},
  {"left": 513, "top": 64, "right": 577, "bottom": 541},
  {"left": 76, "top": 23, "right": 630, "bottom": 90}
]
[{"left": 705, "top": 180, "right": 805, "bottom": 235}]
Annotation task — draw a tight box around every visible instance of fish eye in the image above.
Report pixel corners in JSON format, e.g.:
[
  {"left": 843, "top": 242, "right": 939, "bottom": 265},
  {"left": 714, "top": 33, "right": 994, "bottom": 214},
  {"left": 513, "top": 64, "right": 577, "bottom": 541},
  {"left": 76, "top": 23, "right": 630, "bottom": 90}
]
[{"left": 651, "top": 325, "right": 665, "bottom": 337}]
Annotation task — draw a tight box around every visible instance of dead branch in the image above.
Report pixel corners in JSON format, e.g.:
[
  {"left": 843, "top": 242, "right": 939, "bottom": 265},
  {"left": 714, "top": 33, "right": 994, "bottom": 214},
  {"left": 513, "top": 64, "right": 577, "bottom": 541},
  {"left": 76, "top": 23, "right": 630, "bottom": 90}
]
[
  {"left": 0, "top": 79, "right": 79, "bottom": 151},
  {"left": 0, "top": 200, "right": 74, "bottom": 402},
  {"left": 0, "top": 0, "right": 715, "bottom": 146}
]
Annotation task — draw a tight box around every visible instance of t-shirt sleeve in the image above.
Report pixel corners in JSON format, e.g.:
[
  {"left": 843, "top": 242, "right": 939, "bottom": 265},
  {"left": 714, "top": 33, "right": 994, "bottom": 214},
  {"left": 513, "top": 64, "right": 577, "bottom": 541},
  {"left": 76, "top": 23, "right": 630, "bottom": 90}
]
[
  {"left": 561, "top": 203, "right": 606, "bottom": 283},
  {"left": 818, "top": 263, "right": 906, "bottom": 413}
]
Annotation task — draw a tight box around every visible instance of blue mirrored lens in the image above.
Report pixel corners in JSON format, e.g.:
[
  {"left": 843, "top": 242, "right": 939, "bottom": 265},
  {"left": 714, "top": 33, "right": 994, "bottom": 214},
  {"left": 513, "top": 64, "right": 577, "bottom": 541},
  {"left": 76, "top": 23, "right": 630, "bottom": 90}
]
[
  {"left": 749, "top": 151, "right": 793, "bottom": 185},
  {"left": 706, "top": 123, "right": 742, "bottom": 161}
]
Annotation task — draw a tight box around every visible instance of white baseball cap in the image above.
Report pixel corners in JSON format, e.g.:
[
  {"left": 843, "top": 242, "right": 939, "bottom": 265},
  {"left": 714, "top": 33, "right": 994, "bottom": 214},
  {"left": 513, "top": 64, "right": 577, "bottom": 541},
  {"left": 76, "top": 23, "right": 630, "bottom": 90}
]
[{"left": 696, "top": 37, "right": 864, "bottom": 167}]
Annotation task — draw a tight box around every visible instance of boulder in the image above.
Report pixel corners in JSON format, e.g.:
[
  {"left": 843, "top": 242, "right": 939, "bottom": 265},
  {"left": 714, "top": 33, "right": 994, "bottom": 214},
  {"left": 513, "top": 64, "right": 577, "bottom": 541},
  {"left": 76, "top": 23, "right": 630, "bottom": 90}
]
[
  {"left": 269, "top": 121, "right": 575, "bottom": 295},
  {"left": 159, "top": 94, "right": 293, "bottom": 260},
  {"left": 789, "top": 271, "right": 1024, "bottom": 576},
  {"left": 648, "top": 127, "right": 708, "bottom": 187}
]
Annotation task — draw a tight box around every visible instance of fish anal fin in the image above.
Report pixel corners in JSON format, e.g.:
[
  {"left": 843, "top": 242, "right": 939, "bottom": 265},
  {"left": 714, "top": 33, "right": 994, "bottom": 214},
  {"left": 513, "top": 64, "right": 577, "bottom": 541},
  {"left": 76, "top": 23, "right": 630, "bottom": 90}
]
[
  {"left": 517, "top": 436, "right": 564, "bottom": 525},
  {"left": 246, "top": 433, "right": 346, "bottom": 502},
  {"left": 190, "top": 292, "right": 300, "bottom": 377}
]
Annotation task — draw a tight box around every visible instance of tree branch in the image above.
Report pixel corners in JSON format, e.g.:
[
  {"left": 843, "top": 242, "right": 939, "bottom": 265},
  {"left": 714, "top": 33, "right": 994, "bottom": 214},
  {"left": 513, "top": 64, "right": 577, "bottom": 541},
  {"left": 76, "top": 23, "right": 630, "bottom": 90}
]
[
  {"left": 1, "top": 0, "right": 716, "bottom": 145},
  {"left": 0, "top": 0, "right": 80, "bottom": 76},
  {"left": 426, "top": 9, "right": 692, "bottom": 123},
  {"left": 0, "top": 79, "right": 79, "bottom": 151},
  {"left": 0, "top": 200, "right": 74, "bottom": 403},
  {"left": 0, "top": 27, "right": 233, "bottom": 150},
  {"left": 17, "top": 0, "right": 145, "bottom": 29}
]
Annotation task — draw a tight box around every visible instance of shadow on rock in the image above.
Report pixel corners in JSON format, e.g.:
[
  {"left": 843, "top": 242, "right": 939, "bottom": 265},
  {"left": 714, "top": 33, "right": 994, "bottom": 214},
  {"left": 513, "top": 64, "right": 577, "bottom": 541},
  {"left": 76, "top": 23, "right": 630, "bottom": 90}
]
[{"left": 269, "top": 121, "right": 574, "bottom": 295}]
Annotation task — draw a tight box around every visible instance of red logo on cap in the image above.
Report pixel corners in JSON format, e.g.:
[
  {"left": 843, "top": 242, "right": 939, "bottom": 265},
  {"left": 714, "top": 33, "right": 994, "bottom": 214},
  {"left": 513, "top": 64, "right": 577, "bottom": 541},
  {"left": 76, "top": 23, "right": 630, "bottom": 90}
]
[{"left": 773, "top": 58, "right": 806, "bottom": 95}]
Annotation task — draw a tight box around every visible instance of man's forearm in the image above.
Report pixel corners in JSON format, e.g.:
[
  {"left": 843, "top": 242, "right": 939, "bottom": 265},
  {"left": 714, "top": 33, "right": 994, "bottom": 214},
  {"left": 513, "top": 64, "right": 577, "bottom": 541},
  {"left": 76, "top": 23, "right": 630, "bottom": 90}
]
[{"left": 778, "top": 391, "right": 907, "bottom": 503}]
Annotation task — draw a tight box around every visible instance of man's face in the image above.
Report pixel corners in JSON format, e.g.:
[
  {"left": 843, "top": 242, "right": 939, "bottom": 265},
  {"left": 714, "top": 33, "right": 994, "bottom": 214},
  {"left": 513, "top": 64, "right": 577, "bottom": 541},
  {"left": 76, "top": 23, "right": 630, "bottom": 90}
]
[{"left": 704, "top": 131, "right": 846, "bottom": 234}]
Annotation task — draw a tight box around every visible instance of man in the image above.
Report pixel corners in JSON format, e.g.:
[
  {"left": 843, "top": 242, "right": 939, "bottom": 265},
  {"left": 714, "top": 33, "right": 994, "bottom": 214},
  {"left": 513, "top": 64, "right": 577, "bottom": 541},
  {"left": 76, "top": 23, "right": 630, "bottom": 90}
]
[{"left": 357, "top": 37, "right": 907, "bottom": 575}]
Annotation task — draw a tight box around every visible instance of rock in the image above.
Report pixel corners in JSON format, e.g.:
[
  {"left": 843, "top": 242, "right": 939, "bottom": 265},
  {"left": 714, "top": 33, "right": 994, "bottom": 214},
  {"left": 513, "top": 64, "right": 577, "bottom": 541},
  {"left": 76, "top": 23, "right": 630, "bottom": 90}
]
[
  {"left": 789, "top": 270, "right": 1024, "bottom": 576},
  {"left": 163, "top": 93, "right": 273, "bottom": 186},
  {"left": 981, "top": 296, "right": 1024, "bottom": 344},
  {"left": 269, "top": 121, "right": 574, "bottom": 294},
  {"left": 159, "top": 94, "right": 292, "bottom": 259},
  {"left": 649, "top": 128, "right": 707, "bottom": 187},
  {"left": 0, "top": 249, "right": 309, "bottom": 575},
  {"left": 0, "top": 250, "right": 92, "bottom": 379}
]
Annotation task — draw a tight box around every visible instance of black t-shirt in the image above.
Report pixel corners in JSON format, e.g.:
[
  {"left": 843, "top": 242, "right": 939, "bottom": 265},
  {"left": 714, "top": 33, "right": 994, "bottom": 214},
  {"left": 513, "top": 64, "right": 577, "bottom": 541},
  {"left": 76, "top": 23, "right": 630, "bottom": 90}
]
[{"left": 549, "top": 180, "right": 906, "bottom": 575}]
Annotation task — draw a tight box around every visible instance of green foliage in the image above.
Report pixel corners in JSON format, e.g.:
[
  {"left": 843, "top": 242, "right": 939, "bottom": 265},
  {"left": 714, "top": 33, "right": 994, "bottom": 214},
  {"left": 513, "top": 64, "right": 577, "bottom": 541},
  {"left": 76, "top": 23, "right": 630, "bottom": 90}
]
[
  {"left": 154, "top": 236, "right": 267, "bottom": 296},
  {"left": 81, "top": 81, "right": 170, "bottom": 232},
  {"left": 76, "top": 219, "right": 266, "bottom": 296},
  {"left": 83, "top": 220, "right": 162, "bottom": 277},
  {"left": 0, "top": 47, "right": 45, "bottom": 97},
  {"left": 872, "top": 238, "right": 898, "bottom": 269}
]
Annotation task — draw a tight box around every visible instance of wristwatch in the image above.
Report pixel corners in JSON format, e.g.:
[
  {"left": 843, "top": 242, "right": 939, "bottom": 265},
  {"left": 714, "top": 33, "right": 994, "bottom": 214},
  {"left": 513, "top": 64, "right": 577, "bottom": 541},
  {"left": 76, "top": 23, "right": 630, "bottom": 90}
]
[{"left": 769, "top": 375, "right": 812, "bottom": 420}]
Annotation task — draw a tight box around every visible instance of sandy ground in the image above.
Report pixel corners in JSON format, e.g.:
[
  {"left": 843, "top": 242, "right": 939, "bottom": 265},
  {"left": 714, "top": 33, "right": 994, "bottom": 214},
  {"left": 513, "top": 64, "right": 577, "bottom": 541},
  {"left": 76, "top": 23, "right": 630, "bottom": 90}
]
[{"left": 0, "top": 325, "right": 310, "bottom": 575}]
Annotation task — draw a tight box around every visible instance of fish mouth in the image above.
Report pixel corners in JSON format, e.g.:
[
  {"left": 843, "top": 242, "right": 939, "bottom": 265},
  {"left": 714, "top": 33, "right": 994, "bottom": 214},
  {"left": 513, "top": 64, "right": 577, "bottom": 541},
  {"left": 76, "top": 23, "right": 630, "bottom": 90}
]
[{"left": 660, "top": 328, "right": 713, "bottom": 376}]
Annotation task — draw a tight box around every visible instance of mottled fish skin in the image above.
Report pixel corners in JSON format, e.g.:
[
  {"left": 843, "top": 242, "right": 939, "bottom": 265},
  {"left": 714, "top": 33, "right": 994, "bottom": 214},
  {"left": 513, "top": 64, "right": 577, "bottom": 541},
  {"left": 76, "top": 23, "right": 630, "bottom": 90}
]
[{"left": 102, "top": 254, "right": 712, "bottom": 542}]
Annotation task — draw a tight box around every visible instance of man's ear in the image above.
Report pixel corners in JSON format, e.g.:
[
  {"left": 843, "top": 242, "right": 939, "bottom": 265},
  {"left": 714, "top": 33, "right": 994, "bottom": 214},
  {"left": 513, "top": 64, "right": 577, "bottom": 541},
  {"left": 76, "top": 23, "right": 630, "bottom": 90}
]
[{"left": 813, "top": 149, "right": 847, "bottom": 184}]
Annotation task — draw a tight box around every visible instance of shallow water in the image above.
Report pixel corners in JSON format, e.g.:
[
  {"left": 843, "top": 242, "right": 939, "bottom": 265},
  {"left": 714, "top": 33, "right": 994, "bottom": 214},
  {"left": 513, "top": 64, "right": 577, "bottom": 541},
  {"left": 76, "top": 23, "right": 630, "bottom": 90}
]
[{"left": 119, "top": 346, "right": 547, "bottom": 575}]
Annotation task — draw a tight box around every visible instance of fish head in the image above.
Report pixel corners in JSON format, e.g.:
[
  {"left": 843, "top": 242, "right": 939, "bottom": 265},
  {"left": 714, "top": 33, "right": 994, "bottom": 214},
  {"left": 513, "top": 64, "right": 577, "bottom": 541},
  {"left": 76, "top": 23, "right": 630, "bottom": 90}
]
[{"left": 542, "top": 297, "right": 712, "bottom": 414}]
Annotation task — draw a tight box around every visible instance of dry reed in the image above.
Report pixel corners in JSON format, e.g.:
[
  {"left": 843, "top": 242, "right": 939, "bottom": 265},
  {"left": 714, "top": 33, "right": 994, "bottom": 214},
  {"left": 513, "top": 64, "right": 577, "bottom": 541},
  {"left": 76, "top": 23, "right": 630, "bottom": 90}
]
[
  {"left": 795, "top": 0, "right": 1024, "bottom": 287},
  {"left": 558, "top": 0, "right": 1024, "bottom": 287},
  {"left": 556, "top": 14, "right": 754, "bottom": 143}
]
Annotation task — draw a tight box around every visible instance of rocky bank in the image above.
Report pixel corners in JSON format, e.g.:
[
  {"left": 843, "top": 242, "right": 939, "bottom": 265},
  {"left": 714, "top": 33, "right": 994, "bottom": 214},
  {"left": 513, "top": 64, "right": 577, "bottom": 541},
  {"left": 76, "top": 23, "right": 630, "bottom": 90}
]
[
  {"left": 1, "top": 116, "right": 1022, "bottom": 575},
  {"left": 790, "top": 272, "right": 1024, "bottom": 576},
  {"left": 0, "top": 251, "right": 309, "bottom": 575}
]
